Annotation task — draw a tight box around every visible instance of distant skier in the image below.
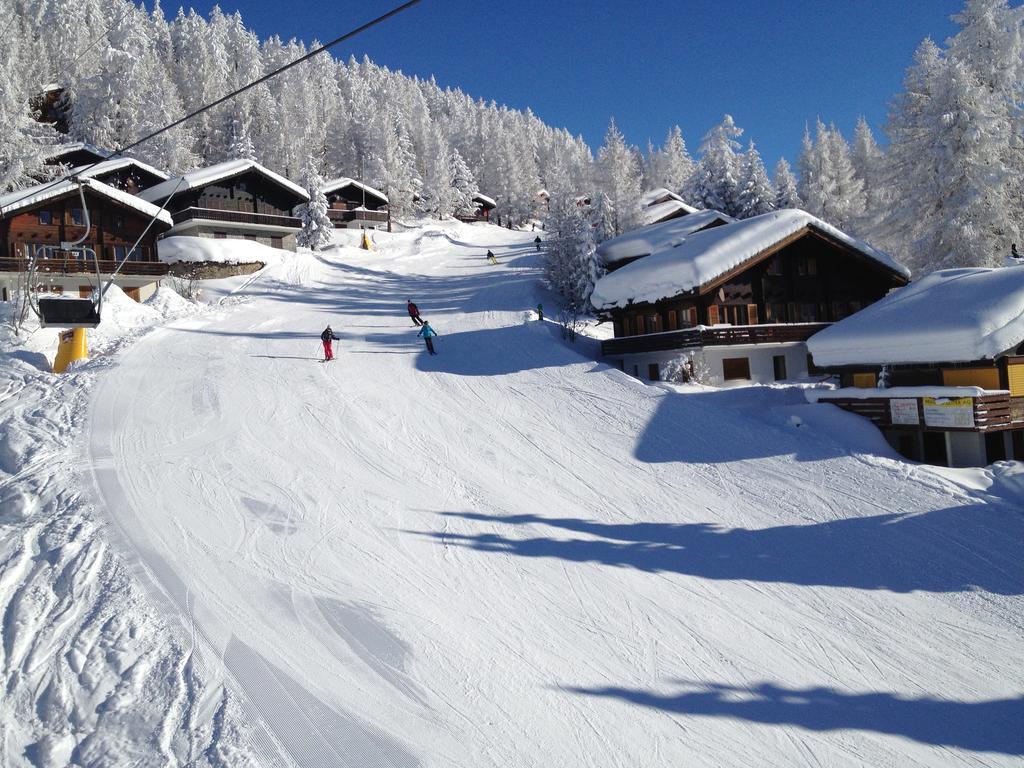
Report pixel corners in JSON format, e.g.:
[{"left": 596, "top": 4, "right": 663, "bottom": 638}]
[
  {"left": 534, "top": 236, "right": 542, "bottom": 251},
  {"left": 417, "top": 320, "right": 438, "bottom": 355},
  {"left": 536, "top": 303, "right": 543, "bottom": 321},
  {"left": 321, "top": 325, "right": 339, "bottom": 361},
  {"left": 1013, "top": 243, "right": 1020, "bottom": 259},
  {"left": 487, "top": 250, "right": 498, "bottom": 265},
  {"left": 407, "top": 299, "right": 423, "bottom": 326}
]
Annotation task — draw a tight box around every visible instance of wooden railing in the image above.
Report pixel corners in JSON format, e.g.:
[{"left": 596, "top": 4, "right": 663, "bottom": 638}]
[
  {"left": 171, "top": 207, "right": 301, "bottom": 228},
  {"left": 816, "top": 392, "right": 1023, "bottom": 433},
  {"left": 0, "top": 256, "right": 168, "bottom": 277},
  {"left": 326, "top": 209, "right": 389, "bottom": 224},
  {"left": 601, "top": 323, "right": 830, "bottom": 356}
]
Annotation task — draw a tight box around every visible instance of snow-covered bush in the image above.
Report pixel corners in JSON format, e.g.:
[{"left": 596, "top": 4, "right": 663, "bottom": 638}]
[{"left": 663, "top": 351, "right": 714, "bottom": 385}]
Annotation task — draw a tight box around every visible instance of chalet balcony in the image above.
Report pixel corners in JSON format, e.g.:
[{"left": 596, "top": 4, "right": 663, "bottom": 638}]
[
  {"left": 0, "top": 256, "right": 169, "bottom": 277},
  {"left": 171, "top": 207, "right": 302, "bottom": 229},
  {"left": 326, "top": 209, "right": 389, "bottom": 225},
  {"left": 600, "top": 322, "right": 830, "bottom": 356},
  {"left": 812, "top": 391, "right": 1024, "bottom": 433}
]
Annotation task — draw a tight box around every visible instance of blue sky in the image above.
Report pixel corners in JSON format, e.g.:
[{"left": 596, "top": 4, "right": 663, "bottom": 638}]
[{"left": 186, "top": 0, "right": 965, "bottom": 168}]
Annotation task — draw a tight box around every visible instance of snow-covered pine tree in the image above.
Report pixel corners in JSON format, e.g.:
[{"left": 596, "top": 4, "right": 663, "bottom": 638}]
[
  {"left": 798, "top": 120, "right": 864, "bottom": 231},
  {"left": 596, "top": 118, "right": 641, "bottom": 235},
  {"left": 0, "top": 0, "right": 61, "bottom": 191},
  {"left": 226, "top": 113, "right": 257, "bottom": 161},
  {"left": 589, "top": 192, "right": 616, "bottom": 244},
  {"left": 296, "top": 156, "right": 333, "bottom": 251},
  {"left": 773, "top": 158, "right": 802, "bottom": 210},
  {"left": 851, "top": 116, "right": 886, "bottom": 229},
  {"left": 692, "top": 114, "right": 744, "bottom": 217},
  {"left": 657, "top": 125, "right": 696, "bottom": 199},
  {"left": 449, "top": 147, "right": 480, "bottom": 218},
  {"left": 736, "top": 141, "right": 775, "bottom": 219}
]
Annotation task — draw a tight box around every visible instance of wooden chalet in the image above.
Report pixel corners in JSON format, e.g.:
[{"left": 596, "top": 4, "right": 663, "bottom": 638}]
[
  {"left": 591, "top": 209, "right": 910, "bottom": 386},
  {"left": 807, "top": 267, "right": 1024, "bottom": 466},
  {"left": 639, "top": 188, "right": 698, "bottom": 226},
  {"left": 0, "top": 177, "right": 172, "bottom": 303},
  {"left": 598, "top": 209, "right": 735, "bottom": 273},
  {"left": 458, "top": 193, "right": 496, "bottom": 223},
  {"left": 139, "top": 160, "right": 309, "bottom": 251},
  {"left": 319, "top": 177, "right": 391, "bottom": 231},
  {"left": 30, "top": 84, "right": 70, "bottom": 134},
  {"left": 72, "top": 157, "right": 170, "bottom": 196},
  {"left": 42, "top": 142, "right": 111, "bottom": 169}
]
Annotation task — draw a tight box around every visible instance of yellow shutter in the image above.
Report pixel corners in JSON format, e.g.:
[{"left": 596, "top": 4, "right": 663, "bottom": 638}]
[
  {"left": 1007, "top": 363, "right": 1024, "bottom": 396},
  {"left": 852, "top": 373, "right": 876, "bottom": 388},
  {"left": 941, "top": 367, "right": 1001, "bottom": 390}
]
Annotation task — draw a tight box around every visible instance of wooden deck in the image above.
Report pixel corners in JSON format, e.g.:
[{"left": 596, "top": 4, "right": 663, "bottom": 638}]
[
  {"left": 600, "top": 323, "right": 829, "bottom": 356},
  {"left": 816, "top": 392, "right": 1024, "bottom": 433},
  {"left": 326, "top": 209, "right": 389, "bottom": 226},
  {"left": 171, "top": 207, "right": 301, "bottom": 229},
  {"left": 0, "top": 256, "right": 169, "bottom": 277}
]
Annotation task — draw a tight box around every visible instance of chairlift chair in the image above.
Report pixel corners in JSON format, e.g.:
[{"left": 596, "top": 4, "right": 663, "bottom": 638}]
[{"left": 27, "top": 180, "right": 104, "bottom": 329}]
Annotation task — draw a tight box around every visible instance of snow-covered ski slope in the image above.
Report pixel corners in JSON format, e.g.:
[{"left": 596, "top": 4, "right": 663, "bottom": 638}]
[{"left": 86, "top": 222, "right": 1022, "bottom": 766}]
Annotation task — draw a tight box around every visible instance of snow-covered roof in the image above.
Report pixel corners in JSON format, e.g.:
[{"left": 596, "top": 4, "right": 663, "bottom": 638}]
[
  {"left": 591, "top": 209, "right": 910, "bottom": 311},
  {"left": 808, "top": 267, "right": 1024, "bottom": 365},
  {"left": 321, "top": 176, "right": 389, "bottom": 205},
  {"left": 597, "top": 209, "right": 735, "bottom": 266},
  {"left": 0, "top": 176, "right": 173, "bottom": 226},
  {"left": 71, "top": 157, "right": 170, "bottom": 182},
  {"left": 641, "top": 199, "right": 695, "bottom": 227},
  {"left": 43, "top": 142, "right": 111, "bottom": 163},
  {"left": 474, "top": 193, "right": 497, "bottom": 209},
  {"left": 139, "top": 159, "right": 309, "bottom": 205},
  {"left": 639, "top": 188, "right": 695, "bottom": 211}
]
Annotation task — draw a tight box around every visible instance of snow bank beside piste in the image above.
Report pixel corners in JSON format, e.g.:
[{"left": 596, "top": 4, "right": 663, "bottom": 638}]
[{"left": 158, "top": 235, "right": 288, "bottom": 266}]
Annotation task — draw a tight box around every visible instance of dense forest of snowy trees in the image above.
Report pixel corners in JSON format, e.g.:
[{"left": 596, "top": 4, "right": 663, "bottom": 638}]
[{"left": 0, "top": 0, "right": 1020, "bottom": 308}]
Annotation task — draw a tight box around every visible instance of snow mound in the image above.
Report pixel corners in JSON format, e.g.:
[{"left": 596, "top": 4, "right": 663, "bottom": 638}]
[
  {"left": 808, "top": 267, "right": 1024, "bottom": 365},
  {"left": 145, "top": 285, "right": 204, "bottom": 319},
  {"left": 158, "top": 235, "right": 287, "bottom": 266}
]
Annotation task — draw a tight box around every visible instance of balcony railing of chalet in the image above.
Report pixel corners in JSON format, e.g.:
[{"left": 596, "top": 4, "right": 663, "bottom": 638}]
[
  {"left": 600, "top": 323, "right": 830, "bottom": 356},
  {"left": 326, "top": 209, "right": 389, "bottom": 224},
  {"left": 171, "top": 207, "right": 301, "bottom": 229},
  {"left": 816, "top": 392, "right": 1023, "bottom": 433},
  {"left": 0, "top": 256, "right": 168, "bottom": 277}
]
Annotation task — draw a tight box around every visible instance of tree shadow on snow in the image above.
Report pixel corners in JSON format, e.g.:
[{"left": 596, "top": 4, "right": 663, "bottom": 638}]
[
  {"left": 564, "top": 680, "right": 1024, "bottom": 755},
  {"left": 413, "top": 504, "right": 1024, "bottom": 594},
  {"left": 633, "top": 385, "right": 898, "bottom": 464},
  {"left": 408, "top": 321, "right": 599, "bottom": 376}
]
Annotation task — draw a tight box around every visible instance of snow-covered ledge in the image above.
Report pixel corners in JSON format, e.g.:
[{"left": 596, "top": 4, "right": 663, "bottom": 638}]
[{"left": 806, "top": 385, "right": 1010, "bottom": 403}]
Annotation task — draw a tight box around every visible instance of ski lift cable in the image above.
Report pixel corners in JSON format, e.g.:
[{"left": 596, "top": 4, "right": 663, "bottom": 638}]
[{"left": 0, "top": 0, "right": 424, "bottom": 217}]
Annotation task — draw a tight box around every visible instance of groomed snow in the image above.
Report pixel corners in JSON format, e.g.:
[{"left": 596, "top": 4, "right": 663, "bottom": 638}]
[
  {"left": 596, "top": 209, "right": 735, "bottom": 266},
  {"left": 157, "top": 235, "right": 289, "bottom": 266},
  {"left": 808, "top": 267, "right": 1024, "bottom": 365},
  {"left": 139, "top": 159, "right": 310, "bottom": 205},
  {"left": 321, "top": 176, "right": 390, "bottom": 205},
  {"left": 3, "top": 222, "right": 1022, "bottom": 766},
  {"left": 0, "top": 176, "right": 173, "bottom": 226},
  {"left": 592, "top": 209, "right": 910, "bottom": 310}
]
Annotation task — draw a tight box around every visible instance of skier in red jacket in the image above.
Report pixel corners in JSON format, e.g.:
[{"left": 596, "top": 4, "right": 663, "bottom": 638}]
[
  {"left": 321, "top": 325, "right": 339, "bottom": 361},
  {"left": 407, "top": 299, "right": 423, "bottom": 326}
]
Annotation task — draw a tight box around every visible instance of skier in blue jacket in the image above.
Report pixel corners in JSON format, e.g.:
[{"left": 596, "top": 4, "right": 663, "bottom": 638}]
[{"left": 417, "top": 320, "right": 438, "bottom": 355}]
